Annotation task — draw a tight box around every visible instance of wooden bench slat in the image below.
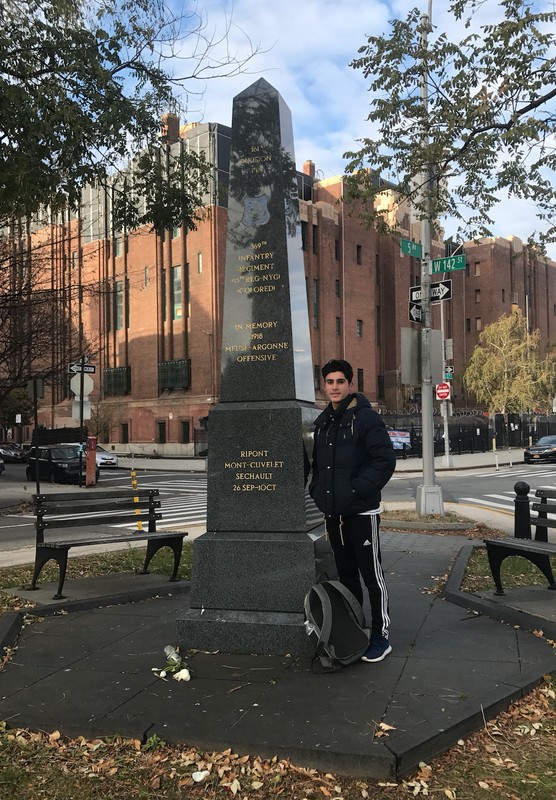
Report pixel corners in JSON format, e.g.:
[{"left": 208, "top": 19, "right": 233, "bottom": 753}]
[
  {"left": 32, "top": 489, "right": 159, "bottom": 503},
  {"left": 38, "top": 531, "right": 186, "bottom": 548},
  {"left": 532, "top": 517, "right": 556, "bottom": 529},
  {"left": 534, "top": 488, "right": 556, "bottom": 499},
  {"left": 39, "top": 512, "right": 162, "bottom": 530},
  {"left": 37, "top": 499, "right": 161, "bottom": 516},
  {"left": 484, "top": 538, "right": 556, "bottom": 556}
]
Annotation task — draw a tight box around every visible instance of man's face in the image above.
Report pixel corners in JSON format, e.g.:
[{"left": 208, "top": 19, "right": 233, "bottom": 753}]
[{"left": 324, "top": 371, "right": 353, "bottom": 407}]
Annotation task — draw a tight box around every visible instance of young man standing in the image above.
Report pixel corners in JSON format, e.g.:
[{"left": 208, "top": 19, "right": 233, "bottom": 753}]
[{"left": 309, "top": 359, "right": 396, "bottom": 662}]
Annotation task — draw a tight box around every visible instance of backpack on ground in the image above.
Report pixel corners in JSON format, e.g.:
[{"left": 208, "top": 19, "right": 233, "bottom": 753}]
[{"left": 303, "top": 580, "right": 370, "bottom": 672}]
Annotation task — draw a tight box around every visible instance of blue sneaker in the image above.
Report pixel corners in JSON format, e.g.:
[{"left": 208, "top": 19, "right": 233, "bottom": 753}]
[{"left": 361, "top": 634, "right": 392, "bottom": 663}]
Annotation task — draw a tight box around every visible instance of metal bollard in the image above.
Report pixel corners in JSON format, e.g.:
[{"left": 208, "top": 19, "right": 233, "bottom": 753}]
[{"left": 514, "top": 481, "right": 531, "bottom": 539}]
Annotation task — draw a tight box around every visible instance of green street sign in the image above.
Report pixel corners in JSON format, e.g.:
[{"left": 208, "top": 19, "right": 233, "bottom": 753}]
[
  {"left": 431, "top": 254, "right": 466, "bottom": 273},
  {"left": 401, "top": 239, "right": 422, "bottom": 259}
]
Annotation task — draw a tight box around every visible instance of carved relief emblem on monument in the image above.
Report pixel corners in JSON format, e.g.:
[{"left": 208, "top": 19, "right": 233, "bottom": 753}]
[{"left": 242, "top": 194, "right": 270, "bottom": 227}]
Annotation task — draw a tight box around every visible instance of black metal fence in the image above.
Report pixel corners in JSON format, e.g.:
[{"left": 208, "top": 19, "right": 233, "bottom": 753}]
[{"left": 382, "top": 413, "right": 556, "bottom": 458}]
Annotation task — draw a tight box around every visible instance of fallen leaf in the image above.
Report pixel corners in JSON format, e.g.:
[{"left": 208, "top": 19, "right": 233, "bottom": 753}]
[{"left": 478, "top": 780, "right": 490, "bottom": 789}]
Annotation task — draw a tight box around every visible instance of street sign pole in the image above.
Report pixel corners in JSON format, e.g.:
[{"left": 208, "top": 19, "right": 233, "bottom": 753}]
[
  {"left": 440, "top": 299, "right": 453, "bottom": 467},
  {"left": 79, "top": 355, "right": 85, "bottom": 487},
  {"left": 416, "top": 4, "right": 444, "bottom": 515}
]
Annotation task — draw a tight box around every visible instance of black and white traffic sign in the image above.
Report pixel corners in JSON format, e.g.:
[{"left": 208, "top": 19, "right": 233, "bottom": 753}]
[
  {"left": 408, "top": 302, "right": 422, "bottom": 323},
  {"left": 68, "top": 362, "right": 96, "bottom": 374},
  {"left": 409, "top": 279, "right": 452, "bottom": 304}
]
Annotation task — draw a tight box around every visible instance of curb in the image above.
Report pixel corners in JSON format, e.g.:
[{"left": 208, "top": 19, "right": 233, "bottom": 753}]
[
  {"left": 445, "top": 544, "right": 556, "bottom": 641},
  {"left": 382, "top": 519, "right": 472, "bottom": 531}
]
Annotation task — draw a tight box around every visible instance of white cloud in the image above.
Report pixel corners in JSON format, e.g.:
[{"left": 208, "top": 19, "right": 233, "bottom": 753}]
[{"left": 169, "top": 0, "right": 556, "bottom": 259}]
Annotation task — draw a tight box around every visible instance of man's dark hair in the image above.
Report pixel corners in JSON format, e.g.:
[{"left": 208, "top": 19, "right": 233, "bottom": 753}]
[{"left": 322, "top": 359, "right": 354, "bottom": 383}]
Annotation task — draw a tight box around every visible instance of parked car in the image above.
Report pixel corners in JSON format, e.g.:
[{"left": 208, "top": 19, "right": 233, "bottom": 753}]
[
  {"left": 0, "top": 443, "right": 27, "bottom": 463},
  {"left": 95, "top": 445, "right": 118, "bottom": 468},
  {"left": 524, "top": 436, "right": 556, "bottom": 463},
  {"left": 0, "top": 457, "right": 4, "bottom": 475},
  {"left": 25, "top": 444, "right": 99, "bottom": 484}
]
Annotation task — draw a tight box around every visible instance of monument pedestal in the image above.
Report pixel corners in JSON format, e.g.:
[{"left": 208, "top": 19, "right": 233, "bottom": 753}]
[{"left": 178, "top": 529, "right": 333, "bottom": 655}]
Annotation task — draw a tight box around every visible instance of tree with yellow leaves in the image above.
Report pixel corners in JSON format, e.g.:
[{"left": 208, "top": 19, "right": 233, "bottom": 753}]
[{"left": 464, "top": 308, "right": 556, "bottom": 414}]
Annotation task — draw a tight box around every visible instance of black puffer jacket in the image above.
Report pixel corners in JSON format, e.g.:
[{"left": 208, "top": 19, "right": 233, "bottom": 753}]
[{"left": 309, "top": 393, "right": 396, "bottom": 517}]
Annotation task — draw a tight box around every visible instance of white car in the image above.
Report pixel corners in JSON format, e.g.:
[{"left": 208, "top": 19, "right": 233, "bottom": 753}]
[{"left": 95, "top": 445, "right": 119, "bottom": 468}]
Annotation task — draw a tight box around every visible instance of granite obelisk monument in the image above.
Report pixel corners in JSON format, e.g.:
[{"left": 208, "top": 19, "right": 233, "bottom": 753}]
[{"left": 178, "top": 79, "right": 331, "bottom": 655}]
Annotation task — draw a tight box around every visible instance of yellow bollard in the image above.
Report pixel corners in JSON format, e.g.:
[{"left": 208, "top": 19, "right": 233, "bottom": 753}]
[{"left": 130, "top": 469, "right": 143, "bottom": 532}]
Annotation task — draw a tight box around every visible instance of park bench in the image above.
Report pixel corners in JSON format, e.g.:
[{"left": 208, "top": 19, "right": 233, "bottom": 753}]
[
  {"left": 483, "top": 480, "right": 556, "bottom": 596},
  {"left": 29, "top": 488, "right": 188, "bottom": 599}
]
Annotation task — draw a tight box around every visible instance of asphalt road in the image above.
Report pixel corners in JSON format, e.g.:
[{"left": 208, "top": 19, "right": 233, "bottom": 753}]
[{"left": 1, "top": 460, "right": 555, "bottom": 553}]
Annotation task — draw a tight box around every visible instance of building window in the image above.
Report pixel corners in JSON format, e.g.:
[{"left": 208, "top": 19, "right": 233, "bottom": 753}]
[
  {"left": 172, "top": 265, "right": 182, "bottom": 320},
  {"left": 114, "top": 235, "right": 123, "bottom": 257},
  {"left": 312, "top": 279, "right": 318, "bottom": 328},
  {"left": 197, "top": 252, "right": 203, "bottom": 274},
  {"left": 103, "top": 366, "right": 131, "bottom": 396},
  {"left": 72, "top": 251, "right": 77, "bottom": 270},
  {"left": 171, "top": 225, "right": 180, "bottom": 239},
  {"left": 502, "top": 288, "right": 505, "bottom": 303},
  {"left": 356, "top": 244, "right": 362, "bottom": 265},
  {"left": 474, "top": 261, "right": 481, "bottom": 276},
  {"left": 156, "top": 421, "right": 167, "bottom": 444},
  {"left": 357, "top": 368, "right": 364, "bottom": 392},
  {"left": 158, "top": 359, "right": 191, "bottom": 391},
  {"left": 121, "top": 423, "right": 129, "bottom": 444},
  {"left": 312, "top": 224, "right": 318, "bottom": 254},
  {"left": 114, "top": 280, "right": 123, "bottom": 330},
  {"left": 180, "top": 420, "right": 190, "bottom": 443},
  {"left": 466, "top": 318, "right": 471, "bottom": 332},
  {"left": 161, "top": 268, "right": 166, "bottom": 322},
  {"left": 301, "top": 221, "right": 308, "bottom": 251},
  {"left": 335, "top": 279, "right": 341, "bottom": 298},
  {"left": 314, "top": 365, "right": 321, "bottom": 390},
  {"left": 144, "top": 266, "right": 149, "bottom": 287},
  {"left": 335, "top": 239, "right": 340, "bottom": 260},
  {"left": 475, "top": 317, "right": 482, "bottom": 331},
  {"left": 356, "top": 319, "right": 363, "bottom": 337},
  {"left": 336, "top": 317, "right": 341, "bottom": 336},
  {"left": 475, "top": 289, "right": 481, "bottom": 303}
]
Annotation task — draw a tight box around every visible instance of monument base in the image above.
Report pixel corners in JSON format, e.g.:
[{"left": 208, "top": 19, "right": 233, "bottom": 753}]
[
  {"left": 177, "top": 527, "right": 335, "bottom": 656},
  {"left": 177, "top": 608, "right": 312, "bottom": 656}
]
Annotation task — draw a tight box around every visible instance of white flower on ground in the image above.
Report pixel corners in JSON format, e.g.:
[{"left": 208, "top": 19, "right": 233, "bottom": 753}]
[{"left": 173, "top": 668, "right": 191, "bottom": 682}]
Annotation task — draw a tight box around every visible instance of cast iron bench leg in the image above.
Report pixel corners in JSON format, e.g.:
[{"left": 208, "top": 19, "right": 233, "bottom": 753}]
[
  {"left": 485, "top": 545, "right": 506, "bottom": 595},
  {"left": 522, "top": 552, "right": 556, "bottom": 590},
  {"left": 30, "top": 547, "right": 69, "bottom": 599},
  {"left": 141, "top": 537, "right": 183, "bottom": 581}
]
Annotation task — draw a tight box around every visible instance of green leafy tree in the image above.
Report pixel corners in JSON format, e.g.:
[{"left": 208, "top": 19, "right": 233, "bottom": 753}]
[
  {"left": 464, "top": 309, "right": 556, "bottom": 413},
  {"left": 345, "top": 0, "right": 556, "bottom": 247},
  {"left": 0, "top": 0, "right": 259, "bottom": 230}
]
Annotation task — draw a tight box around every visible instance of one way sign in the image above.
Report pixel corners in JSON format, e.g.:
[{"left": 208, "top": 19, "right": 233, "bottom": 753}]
[
  {"left": 408, "top": 301, "right": 422, "bottom": 323},
  {"left": 409, "top": 279, "right": 452, "bottom": 304}
]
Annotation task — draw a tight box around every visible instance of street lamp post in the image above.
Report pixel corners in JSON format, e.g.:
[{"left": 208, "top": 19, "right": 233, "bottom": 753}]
[{"left": 415, "top": 2, "right": 444, "bottom": 515}]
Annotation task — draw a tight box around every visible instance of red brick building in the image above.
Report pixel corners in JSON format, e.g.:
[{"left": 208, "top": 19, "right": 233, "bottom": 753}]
[{"left": 26, "top": 121, "right": 556, "bottom": 451}]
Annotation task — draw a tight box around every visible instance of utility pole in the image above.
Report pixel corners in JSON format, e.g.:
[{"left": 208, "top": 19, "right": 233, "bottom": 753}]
[{"left": 415, "top": 1, "right": 444, "bottom": 515}]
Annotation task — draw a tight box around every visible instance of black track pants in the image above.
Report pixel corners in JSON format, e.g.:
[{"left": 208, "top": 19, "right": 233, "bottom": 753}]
[{"left": 326, "top": 514, "right": 390, "bottom": 637}]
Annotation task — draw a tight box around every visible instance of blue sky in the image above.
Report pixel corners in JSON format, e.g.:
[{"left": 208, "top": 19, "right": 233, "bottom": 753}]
[{"left": 171, "top": 0, "right": 556, "bottom": 258}]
